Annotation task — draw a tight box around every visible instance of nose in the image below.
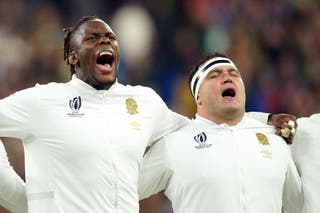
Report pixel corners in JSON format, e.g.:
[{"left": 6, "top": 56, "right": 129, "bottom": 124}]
[
  {"left": 99, "top": 36, "right": 110, "bottom": 45},
  {"left": 221, "top": 72, "right": 232, "bottom": 83}
]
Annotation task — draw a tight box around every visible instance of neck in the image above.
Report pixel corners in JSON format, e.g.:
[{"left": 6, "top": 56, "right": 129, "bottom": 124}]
[
  {"left": 91, "top": 82, "right": 114, "bottom": 90},
  {"left": 198, "top": 110, "right": 245, "bottom": 126},
  {"left": 75, "top": 73, "right": 115, "bottom": 90}
]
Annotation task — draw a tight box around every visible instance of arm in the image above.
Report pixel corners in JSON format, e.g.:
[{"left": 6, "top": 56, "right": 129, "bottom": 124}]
[
  {"left": 140, "top": 191, "right": 171, "bottom": 213},
  {"left": 0, "top": 140, "right": 27, "bottom": 213},
  {"left": 282, "top": 147, "right": 304, "bottom": 213},
  {"left": 246, "top": 112, "right": 297, "bottom": 144},
  {"left": 148, "top": 89, "right": 189, "bottom": 146},
  {"left": 0, "top": 89, "right": 34, "bottom": 139},
  {"left": 290, "top": 114, "right": 320, "bottom": 213},
  {"left": 246, "top": 111, "right": 270, "bottom": 124},
  {"left": 138, "top": 137, "right": 172, "bottom": 200}
]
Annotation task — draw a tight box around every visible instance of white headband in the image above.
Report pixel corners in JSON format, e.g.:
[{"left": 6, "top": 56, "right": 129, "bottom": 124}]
[{"left": 190, "top": 57, "right": 238, "bottom": 100}]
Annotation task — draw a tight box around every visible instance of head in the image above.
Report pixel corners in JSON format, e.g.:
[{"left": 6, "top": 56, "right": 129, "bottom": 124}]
[
  {"left": 63, "top": 16, "right": 120, "bottom": 90},
  {"left": 189, "top": 52, "right": 246, "bottom": 125}
]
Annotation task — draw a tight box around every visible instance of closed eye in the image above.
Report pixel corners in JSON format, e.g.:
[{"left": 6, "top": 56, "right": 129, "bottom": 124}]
[
  {"left": 85, "top": 36, "right": 98, "bottom": 41},
  {"left": 207, "top": 71, "right": 219, "bottom": 78},
  {"left": 229, "top": 70, "right": 240, "bottom": 77}
]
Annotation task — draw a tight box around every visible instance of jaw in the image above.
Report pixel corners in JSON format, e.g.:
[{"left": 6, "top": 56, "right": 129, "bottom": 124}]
[
  {"left": 76, "top": 65, "right": 117, "bottom": 90},
  {"left": 218, "top": 102, "right": 245, "bottom": 125},
  {"left": 216, "top": 95, "right": 244, "bottom": 116},
  {"left": 91, "top": 67, "right": 117, "bottom": 89},
  {"left": 94, "top": 63, "right": 116, "bottom": 79},
  {"left": 92, "top": 50, "right": 118, "bottom": 88}
]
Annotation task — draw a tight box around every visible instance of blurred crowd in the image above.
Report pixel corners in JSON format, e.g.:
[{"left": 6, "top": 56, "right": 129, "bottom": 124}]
[{"left": 1, "top": 0, "right": 320, "bottom": 212}]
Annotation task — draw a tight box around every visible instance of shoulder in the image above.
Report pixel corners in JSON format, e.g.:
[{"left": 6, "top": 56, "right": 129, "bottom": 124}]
[
  {"left": 160, "top": 121, "right": 198, "bottom": 144},
  {"left": 241, "top": 116, "right": 286, "bottom": 144},
  {"left": 31, "top": 82, "right": 72, "bottom": 100},
  {"left": 297, "top": 113, "right": 320, "bottom": 126},
  {"left": 118, "top": 84, "right": 168, "bottom": 113},
  {"left": 22, "top": 81, "right": 66, "bottom": 93},
  {"left": 119, "top": 83, "right": 159, "bottom": 97},
  {"left": 242, "top": 116, "right": 274, "bottom": 130},
  {"left": 5, "top": 81, "right": 65, "bottom": 100},
  {"left": 295, "top": 113, "right": 320, "bottom": 139},
  {"left": 35, "top": 81, "right": 66, "bottom": 91}
]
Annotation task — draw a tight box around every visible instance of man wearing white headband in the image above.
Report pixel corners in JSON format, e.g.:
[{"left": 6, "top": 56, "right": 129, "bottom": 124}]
[{"left": 138, "top": 52, "right": 303, "bottom": 213}]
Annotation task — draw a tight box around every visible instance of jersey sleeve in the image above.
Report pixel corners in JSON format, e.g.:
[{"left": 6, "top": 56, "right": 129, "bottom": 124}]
[
  {"left": 148, "top": 89, "right": 189, "bottom": 146},
  {"left": 0, "top": 88, "right": 35, "bottom": 139},
  {"left": 0, "top": 140, "right": 27, "bottom": 213},
  {"left": 282, "top": 146, "right": 304, "bottom": 213},
  {"left": 138, "top": 137, "right": 172, "bottom": 200},
  {"left": 246, "top": 112, "right": 269, "bottom": 124}
]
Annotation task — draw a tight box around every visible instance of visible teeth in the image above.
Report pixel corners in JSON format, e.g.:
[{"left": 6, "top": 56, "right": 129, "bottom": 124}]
[{"left": 99, "top": 51, "right": 112, "bottom": 56}]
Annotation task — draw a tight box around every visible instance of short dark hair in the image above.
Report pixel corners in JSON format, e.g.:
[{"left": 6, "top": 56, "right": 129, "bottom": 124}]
[
  {"left": 63, "top": 15, "right": 99, "bottom": 75},
  {"left": 188, "top": 52, "right": 228, "bottom": 93}
]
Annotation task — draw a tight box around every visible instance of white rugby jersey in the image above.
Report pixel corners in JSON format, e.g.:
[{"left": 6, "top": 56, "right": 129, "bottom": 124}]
[
  {"left": 139, "top": 115, "right": 303, "bottom": 213},
  {"left": 0, "top": 140, "right": 27, "bottom": 213},
  {"left": 0, "top": 76, "right": 188, "bottom": 213},
  {"left": 291, "top": 113, "right": 320, "bottom": 213}
]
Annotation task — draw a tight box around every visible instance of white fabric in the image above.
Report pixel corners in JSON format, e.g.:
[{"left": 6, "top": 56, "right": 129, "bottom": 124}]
[
  {"left": 247, "top": 111, "right": 320, "bottom": 213},
  {"left": 245, "top": 111, "right": 269, "bottom": 124},
  {"left": 138, "top": 115, "right": 303, "bottom": 213},
  {"left": 291, "top": 113, "right": 320, "bottom": 213},
  {"left": 0, "top": 139, "right": 27, "bottom": 213},
  {"left": 0, "top": 76, "right": 188, "bottom": 213}
]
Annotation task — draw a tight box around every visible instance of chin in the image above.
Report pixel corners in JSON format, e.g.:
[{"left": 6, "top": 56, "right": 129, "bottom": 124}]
[
  {"left": 92, "top": 77, "right": 116, "bottom": 90},
  {"left": 224, "top": 106, "right": 243, "bottom": 114},
  {"left": 96, "top": 73, "right": 116, "bottom": 83}
]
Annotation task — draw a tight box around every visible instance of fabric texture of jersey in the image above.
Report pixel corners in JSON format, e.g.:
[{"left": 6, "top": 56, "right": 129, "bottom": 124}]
[
  {"left": 0, "top": 76, "right": 188, "bottom": 213},
  {"left": 138, "top": 115, "right": 303, "bottom": 213},
  {"left": 0, "top": 139, "right": 27, "bottom": 213},
  {"left": 291, "top": 113, "right": 320, "bottom": 213}
]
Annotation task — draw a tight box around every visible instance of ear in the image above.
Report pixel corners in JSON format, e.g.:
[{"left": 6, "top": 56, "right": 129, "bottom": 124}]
[
  {"left": 68, "top": 51, "right": 78, "bottom": 65},
  {"left": 196, "top": 94, "right": 202, "bottom": 105}
]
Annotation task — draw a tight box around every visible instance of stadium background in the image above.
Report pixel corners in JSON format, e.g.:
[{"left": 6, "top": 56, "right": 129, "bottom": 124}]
[{"left": 0, "top": 0, "right": 319, "bottom": 212}]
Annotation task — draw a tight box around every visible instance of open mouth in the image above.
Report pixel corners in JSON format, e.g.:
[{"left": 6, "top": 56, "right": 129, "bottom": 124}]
[
  {"left": 222, "top": 88, "right": 236, "bottom": 97},
  {"left": 96, "top": 51, "right": 114, "bottom": 67}
]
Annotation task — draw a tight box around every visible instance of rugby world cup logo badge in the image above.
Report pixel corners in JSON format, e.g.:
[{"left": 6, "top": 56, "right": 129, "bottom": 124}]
[
  {"left": 194, "top": 132, "right": 212, "bottom": 149},
  {"left": 67, "top": 96, "right": 84, "bottom": 117}
]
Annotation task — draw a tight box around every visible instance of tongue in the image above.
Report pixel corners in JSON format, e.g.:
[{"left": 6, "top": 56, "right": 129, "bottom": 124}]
[{"left": 97, "top": 64, "right": 112, "bottom": 72}]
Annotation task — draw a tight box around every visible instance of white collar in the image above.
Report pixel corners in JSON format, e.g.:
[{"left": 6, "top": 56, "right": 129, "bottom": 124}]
[
  {"left": 69, "top": 75, "right": 120, "bottom": 94},
  {"left": 194, "top": 113, "right": 247, "bottom": 128}
]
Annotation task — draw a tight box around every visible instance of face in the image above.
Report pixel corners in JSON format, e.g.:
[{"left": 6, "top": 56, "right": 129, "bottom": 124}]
[
  {"left": 196, "top": 64, "right": 246, "bottom": 122},
  {"left": 69, "top": 19, "right": 120, "bottom": 90}
]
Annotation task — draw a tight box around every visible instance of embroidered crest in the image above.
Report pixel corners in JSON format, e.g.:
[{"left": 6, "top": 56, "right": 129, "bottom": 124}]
[
  {"left": 256, "top": 133, "right": 269, "bottom": 145},
  {"left": 260, "top": 150, "right": 272, "bottom": 158},
  {"left": 194, "top": 132, "right": 212, "bottom": 149},
  {"left": 129, "top": 121, "right": 141, "bottom": 130},
  {"left": 126, "top": 98, "right": 138, "bottom": 115}
]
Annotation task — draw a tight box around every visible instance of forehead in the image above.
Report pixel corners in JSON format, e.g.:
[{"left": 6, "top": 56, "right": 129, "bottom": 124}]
[
  {"left": 78, "top": 19, "right": 114, "bottom": 34},
  {"left": 208, "top": 64, "right": 237, "bottom": 71}
]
